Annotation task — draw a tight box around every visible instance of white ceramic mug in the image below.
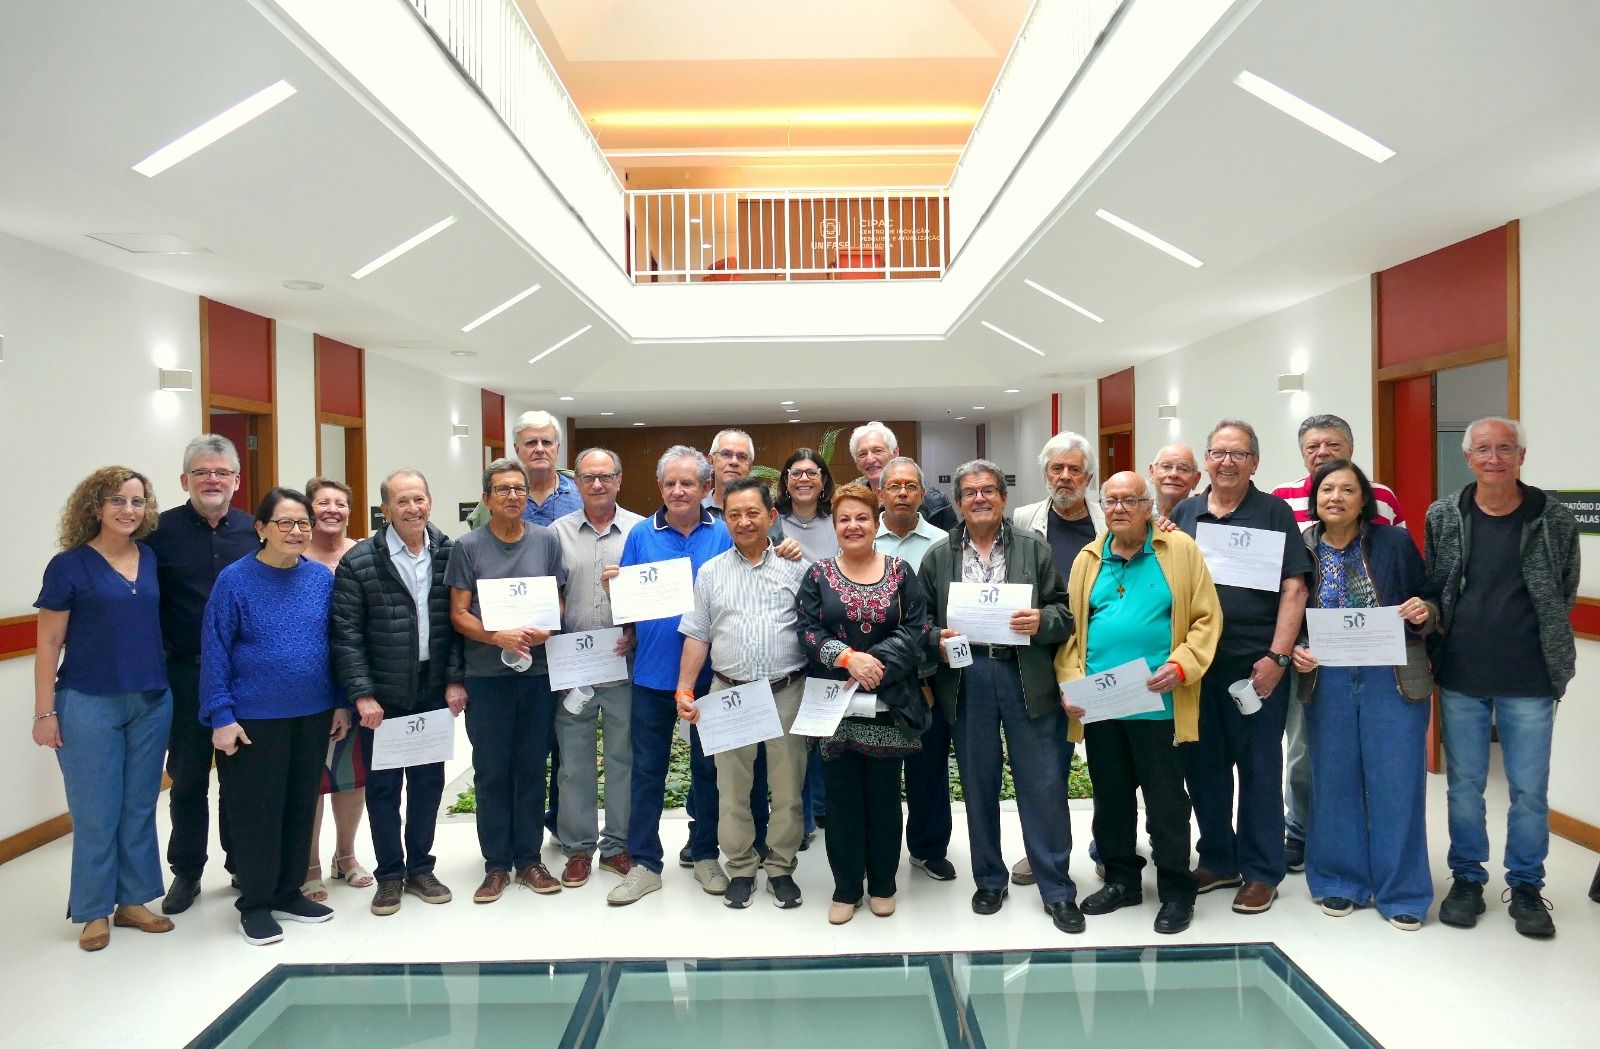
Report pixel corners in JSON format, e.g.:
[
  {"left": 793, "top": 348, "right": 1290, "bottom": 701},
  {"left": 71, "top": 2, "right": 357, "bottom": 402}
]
[
  {"left": 942, "top": 633, "right": 974, "bottom": 669},
  {"left": 563, "top": 685, "right": 596, "bottom": 714},
  {"left": 1229, "top": 678, "right": 1262, "bottom": 715},
  {"left": 501, "top": 649, "right": 532, "bottom": 673}
]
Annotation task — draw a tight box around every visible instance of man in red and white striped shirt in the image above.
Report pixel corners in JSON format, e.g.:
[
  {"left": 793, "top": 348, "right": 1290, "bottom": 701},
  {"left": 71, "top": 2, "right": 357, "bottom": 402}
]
[{"left": 1270, "top": 413, "right": 1407, "bottom": 873}]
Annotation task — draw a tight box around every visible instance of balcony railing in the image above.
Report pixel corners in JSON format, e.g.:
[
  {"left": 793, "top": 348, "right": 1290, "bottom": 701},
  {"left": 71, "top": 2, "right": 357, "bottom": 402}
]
[{"left": 626, "top": 188, "right": 949, "bottom": 283}]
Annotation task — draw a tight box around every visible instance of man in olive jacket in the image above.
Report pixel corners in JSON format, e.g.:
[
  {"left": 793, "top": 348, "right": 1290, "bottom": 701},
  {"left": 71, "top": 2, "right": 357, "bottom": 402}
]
[
  {"left": 331, "top": 469, "right": 466, "bottom": 916},
  {"left": 918, "top": 458, "right": 1082, "bottom": 934}
]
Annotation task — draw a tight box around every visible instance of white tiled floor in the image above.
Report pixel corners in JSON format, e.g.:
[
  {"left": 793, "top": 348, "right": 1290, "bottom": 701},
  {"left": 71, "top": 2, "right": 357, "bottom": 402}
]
[{"left": 2, "top": 728, "right": 1598, "bottom": 1048}]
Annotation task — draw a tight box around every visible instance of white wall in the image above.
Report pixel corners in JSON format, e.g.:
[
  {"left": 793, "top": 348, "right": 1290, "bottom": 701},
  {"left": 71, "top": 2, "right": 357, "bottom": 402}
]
[
  {"left": 274, "top": 323, "right": 317, "bottom": 486},
  {"left": 364, "top": 355, "right": 488, "bottom": 540},
  {"left": 0, "top": 234, "right": 202, "bottom": 838},
  {"left": 917, "top": 420, "right": 977, "bottom": 504},
  {"left": 1133, "top": 279, "right": 1375, "bottom": 488},
  {"left": 1519, "top": 187, "right": 1600, "bottom": 827}
]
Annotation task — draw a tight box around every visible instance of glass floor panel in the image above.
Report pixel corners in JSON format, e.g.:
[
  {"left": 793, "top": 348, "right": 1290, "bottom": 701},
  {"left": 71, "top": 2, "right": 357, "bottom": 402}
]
[{"left": 188, "top": 945, "right": 1381, "bottom": 1049}]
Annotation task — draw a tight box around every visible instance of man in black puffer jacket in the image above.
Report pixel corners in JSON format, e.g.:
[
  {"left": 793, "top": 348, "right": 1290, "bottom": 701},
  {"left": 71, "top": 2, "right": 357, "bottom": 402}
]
[{"left": 331, "top": 469, "right": 466, "bottom": 916}]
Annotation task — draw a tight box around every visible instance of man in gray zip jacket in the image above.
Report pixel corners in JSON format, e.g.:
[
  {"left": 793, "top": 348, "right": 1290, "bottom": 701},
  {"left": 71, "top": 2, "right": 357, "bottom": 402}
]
[
  {"left": 1424, "top": 417, "right": 1579, "bottom": 939},
  {"left": 919, "top": 459, "right": 1082, "bottom": 934}
]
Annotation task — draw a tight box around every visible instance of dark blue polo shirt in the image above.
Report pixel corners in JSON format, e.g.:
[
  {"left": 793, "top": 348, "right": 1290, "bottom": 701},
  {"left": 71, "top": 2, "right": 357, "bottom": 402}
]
[
  {"left": 619, "top": 507, "right": 731, "bottom": 691},
  {"left": 1170, "top": 483, "right": 1312, "bottom": 660},
  {"left": 144, "top": 502, "right": 259, "bottom": 659}
]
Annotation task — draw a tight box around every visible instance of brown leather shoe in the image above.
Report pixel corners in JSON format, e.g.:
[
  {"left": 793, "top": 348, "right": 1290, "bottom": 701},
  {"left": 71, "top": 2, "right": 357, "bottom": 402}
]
[
  {"left": 516, "top": 863, "right": 562, "bottom": 895},
  {"left": 1232, "top": 881, "right": 1278, "bottom": 913},
  {"left": 561, "top": 853, "right": 592, "bottom": 888},
  {"left": 1192, "top": 866, "right": 1244, "bottom": 894},
  {"left": 405, "top": 872, "right": 453, "bottom": 904},
  {"left": 474, "top": 868, "right": 511, "bottom": 904},
  {"left": 112, "top": 905, "right": 175, "bottom": 934},
  {"left": 79, "top": 918, "right": 111, "bottom": 952},
  {"left": 371, "top": 880, "right": 404, "bottom": 916},
  {"left": 599, "top": 851, "right": 634, "bottom": 877},
  {"left": 1010, "top": 857, "right": 1035, "bottom": 886}
]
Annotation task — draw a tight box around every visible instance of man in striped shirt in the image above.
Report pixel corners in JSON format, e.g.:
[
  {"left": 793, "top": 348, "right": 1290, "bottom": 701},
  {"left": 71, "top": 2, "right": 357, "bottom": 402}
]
[{"left": 1270, "top": 413, "right": 1406, "bottom": 874}]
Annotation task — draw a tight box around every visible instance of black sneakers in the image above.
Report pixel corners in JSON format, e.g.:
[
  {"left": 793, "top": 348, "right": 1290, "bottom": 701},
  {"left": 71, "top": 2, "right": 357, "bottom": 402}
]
[
  {"left": 767, "top": 875, "right": 803, "bottom": 909},
  {"left": 271, "top": 894, "right": 334, "bottom": 924},
  {"left": 1438, "top": 879, "right": 1486, "bottom": 928},
  {"left": 1284, "top": 838, "right": 1306, "bottom": 874},
  {"left": 1505, "top": 886, "right": 1555, "bottom": 938},
  {"left": 723, "top": 876, "right": 756, "bottom": 909},
  {"left": 240, "top": 909, "right": 284, "bottom": 946}
]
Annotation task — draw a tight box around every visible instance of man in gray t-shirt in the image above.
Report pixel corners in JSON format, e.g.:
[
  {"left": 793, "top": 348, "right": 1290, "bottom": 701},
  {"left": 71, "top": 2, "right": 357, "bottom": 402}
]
[{"left": 443, "top": 459, "right": 569, "bottom": 901}]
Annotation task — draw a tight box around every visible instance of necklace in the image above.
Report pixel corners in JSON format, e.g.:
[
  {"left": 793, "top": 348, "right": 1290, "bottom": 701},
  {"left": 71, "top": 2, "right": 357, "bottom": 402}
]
[{"left": 1106, "top": 557, "right": 1129, "bottom": 598}]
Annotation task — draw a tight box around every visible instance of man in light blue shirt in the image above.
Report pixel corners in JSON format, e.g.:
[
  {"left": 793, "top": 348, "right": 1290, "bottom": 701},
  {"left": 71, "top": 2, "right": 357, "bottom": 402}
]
[{"left": 874, "top": 458, "right": 948, "bottom": 573}]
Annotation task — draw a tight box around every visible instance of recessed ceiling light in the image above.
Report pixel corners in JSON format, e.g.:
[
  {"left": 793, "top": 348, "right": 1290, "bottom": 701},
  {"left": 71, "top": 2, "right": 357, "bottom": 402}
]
[
  {"left": 1023, "top": 279, "right": 1105, "bottom": 323},
  {"left": 133, "top": 80, "right": 297, "bottom": 177},
  {"left": 788, "top": 419, "right": 801, "bottom": 423},
  {"left": 529, "top": 324, "right": 593, "bottom": 365},
  {"left": 600, "top": 411, "right": 615, "bottom": 416},
  {"left": 1004, "top": 388, "right": 1020, "bottom": 394},
  {"left": 282, "top": 279, "right": 323, "bottom": 292},
  {"left": 980, "top": 321, "right": 1045, "bottom": 357},
  {"left": 972, "top": 406, "right": 986, "bottom": 411},
  {"left": 449, "top": 349, "right": 477, "bottom": 357},
  {"left": 85, "top": 233, "right": 211, "bottom": 254},
  {"left": 779, "top": 401, "right": 795, "bottom": 406},
  {"left": 784, "top": 408, "right": 800, "bottom": 413},
  {"left": 1234, "top": 71, "right": 1395, "bottom": 163},
  {"left": 350, "top": 216, "right": 457, "bottom": 279},
  {"left": 461, "top": 284, "right": 541, "bottom": 332},
  {"left": 954, "top": 416, "right": 967, "bottom": 421},
  {"left": 632, "top": 422, "right": 646, "bottom": 427},
  {"left": 558, "top": 395, "right": 575, "bottom": 401},
  {"left": 1094, "top": 209, "right": 1203, "bottom": 268}
]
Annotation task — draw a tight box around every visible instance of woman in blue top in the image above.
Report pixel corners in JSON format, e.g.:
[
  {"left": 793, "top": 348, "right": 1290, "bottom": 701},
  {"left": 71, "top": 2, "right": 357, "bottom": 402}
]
[
  {"left": 1291, "top": 460, "right": 1438, "bottom": 931},
  {"left": 33, "top": 466, "right": 173, "bottom": 952},
  {"left": 201, "top": 487, "right": 352, "bottom": 946}
]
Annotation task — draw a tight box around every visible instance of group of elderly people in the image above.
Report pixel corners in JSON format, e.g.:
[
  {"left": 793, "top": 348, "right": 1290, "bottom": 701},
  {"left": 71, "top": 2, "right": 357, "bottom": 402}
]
[{"left": 31, "top": 407, "right": 1580, "bottom": 949}]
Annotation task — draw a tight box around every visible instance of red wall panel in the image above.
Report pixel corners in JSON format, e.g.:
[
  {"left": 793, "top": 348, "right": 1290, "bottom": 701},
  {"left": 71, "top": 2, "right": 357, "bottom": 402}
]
[
  {"left": 315, "top": 336, "right": 364, "bottom": 418},
  {"left": 482, "top": 390, "right": 505, "bottom": 444},
  {"left": 0, "top": 616, "right": 38, "bottom": 660},
  {"left": 1377, "top": 227, "right": 1507, "bottom": 368},
  {"left": 205, "top": 299, "right": 273, "bottom": 402},
  {"left": 1097, "top": 368, "right": 1134, "bottom": 428},
  {"left": 1389, "top": 374, "right": 1435, "bottom": 555},
  {"left": 208, "top": 411, "right": 253, "bottom": 512}
]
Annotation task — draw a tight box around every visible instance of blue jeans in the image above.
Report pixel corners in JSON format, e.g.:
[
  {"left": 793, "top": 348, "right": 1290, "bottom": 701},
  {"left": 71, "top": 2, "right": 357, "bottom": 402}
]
[
  {"left": 628, "top": 685, "right": 718, "bottom": 874},
  {"left": 1304, "top": 667, "right": 1432, "bottom": 918},
  {"left": 464, "top": 674, "right": 555, "bottom": 872},
  {"left": 951, "top": 654, "right": 1076, "bottom": 904},
  {"left": 55, "top": 688, "right": 172, "bottom": 923},
  {"left": 1440, "top": 688, "right": 1556, "bottom": 889},
  {"left": 359, "top": 688, "right": 448, "bottom": 882},
  {"left": 1184, "top": 654, "right": 1289, "bottom": 885}
]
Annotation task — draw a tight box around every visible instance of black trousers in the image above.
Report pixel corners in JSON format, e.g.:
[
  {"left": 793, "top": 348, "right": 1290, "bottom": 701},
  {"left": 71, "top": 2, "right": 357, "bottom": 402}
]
[
  {"left": 216, "top": 710, "right": 332, "bottom": 913},
  {"left": 903, "top": 700, "right": 953, "bottom": 862},
  {"left": 821, "top": 749, "right": 905, "bottom": 903},
  {"left": 164, "top": 659, "right": 231, "bottom": 880},
  {"left": 360, "top": 682, "right": 448, "bottom": 882},
  {"left": 1085, "top": 717, "right": 1195, "bottom": 903}
]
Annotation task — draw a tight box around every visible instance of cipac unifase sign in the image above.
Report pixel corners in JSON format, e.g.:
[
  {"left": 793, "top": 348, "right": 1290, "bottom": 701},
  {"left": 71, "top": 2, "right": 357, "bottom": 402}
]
[{"left": 813, "top": 214, "right": 940, "bottom": 251}]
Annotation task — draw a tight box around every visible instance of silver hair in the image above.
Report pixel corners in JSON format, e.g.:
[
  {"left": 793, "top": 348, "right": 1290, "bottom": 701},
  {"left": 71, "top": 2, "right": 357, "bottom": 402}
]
[
  {"left": 953, "top": 458, "right": 1007, "bottom": 499},
  {"left": 849, "top": 420, "right": 898, "bottom": 459},
  {"left": 882, "top": 456, "right": 924, "bottom": 485},
  {"left": 1207, "top": 419, "right": 1261, "bottom": 459},
  {"left": 1461, "top": 417, "right": 1527, "bottom": 454},
  {"left": 1297, "top": 414, "right": 1355, "bottom": 449},
  {"left": 1101, "top": 473, "right": 1160, "bottom": 507},
  {"left": 482, "top": 457, "right": 529, "bottom": 494},
  {"left": 656, "top": 445, "right": 712, "bottom": 485},
  {"left": 182, "top": 434, "right": 240, "bottom": 474},
  {"left": 710, "top": 428, "right": 755, "bottom": 460},
  {"left": 379, "top": 468, "right": 430, "bottom": 505},
  {"left": 1037, "top": 430, "right": 1098, "bottom": 487},
  {"left": 575, "top": 447, "right": 623, "bottom": 474},
  {"left": 512, "top": 410, "right": 563, "bottom": 446}
]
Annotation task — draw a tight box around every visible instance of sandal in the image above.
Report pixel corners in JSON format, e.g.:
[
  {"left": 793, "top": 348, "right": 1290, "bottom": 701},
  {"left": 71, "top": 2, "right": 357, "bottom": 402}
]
[
  {"left": 332, "top": 854, "right": 374, "bottom": 889},
  {"left": 302, "top": 865, "right": 329, "bottom": 902}
]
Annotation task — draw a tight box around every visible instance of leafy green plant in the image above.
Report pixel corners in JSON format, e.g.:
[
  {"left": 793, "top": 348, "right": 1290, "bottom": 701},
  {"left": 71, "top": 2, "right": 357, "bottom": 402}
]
[{"left": 750, "top": 426, "right": 845, "bottom": 496}]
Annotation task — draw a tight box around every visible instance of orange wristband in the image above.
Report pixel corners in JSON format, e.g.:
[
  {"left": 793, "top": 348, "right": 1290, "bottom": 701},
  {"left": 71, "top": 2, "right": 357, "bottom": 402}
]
[
  {"left": 838, "top": 648, "right": 855, "bottom": 669},
  {"left": 674, "top": 689, "right": 695, "bottom": 702},
  {"left": 1167, "top": 662, "right": 1185, "bottom": 684}
]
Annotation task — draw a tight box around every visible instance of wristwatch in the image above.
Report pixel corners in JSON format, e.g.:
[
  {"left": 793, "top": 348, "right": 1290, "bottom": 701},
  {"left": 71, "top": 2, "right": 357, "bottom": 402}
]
[{"left": 1268, "top": 651, "right": 1292, "bottom": 668}]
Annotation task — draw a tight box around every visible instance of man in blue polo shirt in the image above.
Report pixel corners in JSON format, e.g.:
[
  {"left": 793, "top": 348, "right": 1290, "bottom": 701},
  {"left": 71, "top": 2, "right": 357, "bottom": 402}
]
[{"left": 607, "top": 446, "right": 733, "bottom": 906}]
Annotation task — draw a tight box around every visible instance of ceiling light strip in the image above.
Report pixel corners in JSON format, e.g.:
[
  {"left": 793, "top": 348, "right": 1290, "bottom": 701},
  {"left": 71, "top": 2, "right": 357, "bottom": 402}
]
[
  {"left": 1023, "top": 279, "right": 1105, "bottom": 323},
  {"left": 1233, "top": 71, "right": 1395, "bottom": 163},
  {"left": 133, "top": 80, "right": 298, "bottom": 177},
  {"left": 461, "top": 284, "right": 541, "bottom": 333},
  {"left": 529, "top": 325, "right": 593, "bottom": 365},
  {"left": 604, "top": 147, "right": 964, "bottom": 159},
  {"left": 981, "top": 321, "right": 1046, "bottom": 358},
  {"left": 351, "top": 216, "right": 457, "bottom": 279},
  {"left": 1094, "top": 209, "right": 1204, "bottom": 268}
]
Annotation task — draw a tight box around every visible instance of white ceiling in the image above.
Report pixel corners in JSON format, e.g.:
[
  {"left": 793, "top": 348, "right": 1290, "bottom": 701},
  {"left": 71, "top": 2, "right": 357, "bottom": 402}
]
[{"left": 3, "top": 0, "right": 1600, "bottom": 429}]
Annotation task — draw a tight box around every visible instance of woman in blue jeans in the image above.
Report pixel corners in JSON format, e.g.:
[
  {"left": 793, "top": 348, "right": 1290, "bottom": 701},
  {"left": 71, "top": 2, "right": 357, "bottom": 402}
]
[
  {"left": 1291, "top": 460, "right": 1438, "bottom": 930},
  {"left": 33, "top": 467, "right": 174, "bottom": 951}
]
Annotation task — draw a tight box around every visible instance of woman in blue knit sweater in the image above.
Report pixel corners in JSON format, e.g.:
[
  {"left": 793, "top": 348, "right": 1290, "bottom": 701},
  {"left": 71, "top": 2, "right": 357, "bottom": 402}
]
[{"left": 201, "top": 487, "right": 352, "bottom": 946}]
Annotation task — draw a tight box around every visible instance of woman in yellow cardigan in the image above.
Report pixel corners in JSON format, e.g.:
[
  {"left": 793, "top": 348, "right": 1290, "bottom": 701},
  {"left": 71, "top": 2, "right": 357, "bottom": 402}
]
[{"left": 1055, "top": 472, "right": 1221, "bottom": 934}]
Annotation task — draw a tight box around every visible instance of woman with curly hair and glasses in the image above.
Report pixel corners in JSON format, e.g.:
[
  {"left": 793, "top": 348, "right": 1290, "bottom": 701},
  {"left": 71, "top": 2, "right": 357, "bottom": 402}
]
[{"left": 33, "top": 466, "right": 174, "bottom": 951}]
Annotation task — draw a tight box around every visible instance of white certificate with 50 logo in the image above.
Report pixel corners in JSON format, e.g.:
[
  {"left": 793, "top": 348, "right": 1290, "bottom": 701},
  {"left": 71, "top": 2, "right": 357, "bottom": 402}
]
[
  {"left": 546, "top": 627, "right": 629, "bottom": 690},
  {"left": 1059, "top": 659, "right": 1164, "bottom": 724},
  {"left": 946, "top": 582, "right": 1033, "bottom": 646},
  {"left": 1194, "top": 522, "right": 1287, "bottom": 592},
  {"left": 609, "top": 557, "right": 696, "bottom": 625},
  {"left": 370, "top": 710, "right": 455, "bottom": 771},
  {"left": 1304, "top": 606, "right": 1407, "bottom": 667},
  {"left": 692, "top": 677, "right": 783, "bottom": 757}
]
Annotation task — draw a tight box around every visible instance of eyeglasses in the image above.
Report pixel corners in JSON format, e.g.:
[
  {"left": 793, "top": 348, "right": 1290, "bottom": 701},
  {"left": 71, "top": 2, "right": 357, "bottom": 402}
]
[
  {"left": 714, "top": 449, "right": 752, "bottom": 463},
  {"left": 490, "top": 485, "right": 529, "bottom": 497},
  {"left": 104, "top": 496, "right": 148, "bottom": 510},
  {"left": 1152, "top": 460, "right": 1195, "bottom": 474},
  {"left": 1205, "top": 449, "right": 1254, "bottom": 464},
  {"left": 188, "top": 468, "right": 236, "bottom": 480},
  {"left": 1468, "top": 444, "right": 1519, "bottom": 461},
  {"left": 958, "top": 485, "right": 1002, "bottom": 501},
  {"left": 577, "top": 472, "right": 619, "bottom": 486},
  {"left": 519, "top": 437, "right": 558, "bottom": 449},
  {"left": 884, "top": 481, "right": 922, "bottom": 494},
  {"left": 268, "top": 518, "right": 313, "bottom": 533},
  {"left": 1103, "top": 497, "right": 1150, "bottom": 510},
  {"left": 787, "top": 468, "right": 821, "bottom": 480}
]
